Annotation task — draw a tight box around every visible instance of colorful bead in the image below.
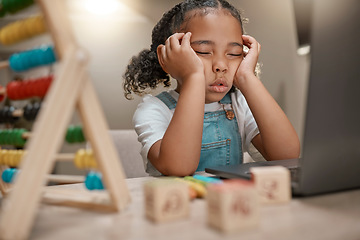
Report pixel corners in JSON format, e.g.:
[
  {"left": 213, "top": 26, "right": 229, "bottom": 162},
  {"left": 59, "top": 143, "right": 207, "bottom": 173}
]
[
  {"left": 0, "top": 15, "right": 46, "bottom": 45},
  {"left": 9, "top": 45, "right": 57, "bottom": 72},
  {"left": 6, "top": 75, "right": 53, "bottom": 100},
  {"left": 74, "top": 149, "right": 97, "bottom": 169},
  {"left": 85, "top": 171, "right": 104, "bottom": 190},
  {"left": 1, "top": 0, "right": 34, "bottom": 16},
  {"left": 66, "top": 125, "right": 85, "bottom": 143},
  {"left": 1, "top": 168, "right": 18, "bottom": 183},
  {"left": 0, "top": 129, "right": 27, "bottom": 147}
]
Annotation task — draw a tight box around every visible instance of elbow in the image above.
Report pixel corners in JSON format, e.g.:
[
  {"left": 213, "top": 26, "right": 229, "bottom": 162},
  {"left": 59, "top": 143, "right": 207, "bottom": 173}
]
[
  {"left": 267, "top": 140, "right": 301, "bottom": 161},
  {"left": 159, "top": 165, "right": 197, "bottom": 177},
  {"left": 154, "top": 158, "right": 198, "bottom": 177}
]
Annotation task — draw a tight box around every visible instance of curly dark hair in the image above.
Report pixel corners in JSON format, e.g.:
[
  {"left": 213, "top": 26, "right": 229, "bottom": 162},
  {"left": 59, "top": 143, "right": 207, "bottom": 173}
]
[{"left": 123, "top": 0, "right": 245, "bottom": 100}]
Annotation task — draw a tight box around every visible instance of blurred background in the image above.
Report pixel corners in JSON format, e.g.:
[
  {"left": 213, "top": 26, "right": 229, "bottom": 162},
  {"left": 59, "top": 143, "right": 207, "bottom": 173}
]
[{"left": 0, "top": 0, "right": 311, "bottom": 174}]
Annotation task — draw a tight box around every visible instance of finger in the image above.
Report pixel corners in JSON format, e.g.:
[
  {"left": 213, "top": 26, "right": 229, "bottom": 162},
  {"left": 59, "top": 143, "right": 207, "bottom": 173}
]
[
  {"left": 180, "top": 32, "right": 192, "bottom": 47},
  {"left": 242, "top": 35, "right": 260, "bottom": 54},
  {"left": 168, "top": 32, "right": 185, "bottom": 50},
  {"left": 242, "top": 35, "right": 257, "bottom": 47},
  {"left": 165, "top": 37, "right": 171, "bottom": 51}
]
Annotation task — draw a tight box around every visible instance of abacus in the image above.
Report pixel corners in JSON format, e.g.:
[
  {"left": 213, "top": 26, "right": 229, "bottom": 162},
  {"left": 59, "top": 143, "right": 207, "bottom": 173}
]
[{"left": 0, "top": 0, "right": 131, "bottom": 239}]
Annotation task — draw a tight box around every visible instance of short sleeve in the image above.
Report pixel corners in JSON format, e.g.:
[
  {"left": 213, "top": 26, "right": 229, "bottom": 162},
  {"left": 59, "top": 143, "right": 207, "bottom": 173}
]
[
  {"left": 231, "top": 90, "right": 259, "bottom": 153},
  {"left": 132, "top": 94, "right": 173, "bottom": 175}
]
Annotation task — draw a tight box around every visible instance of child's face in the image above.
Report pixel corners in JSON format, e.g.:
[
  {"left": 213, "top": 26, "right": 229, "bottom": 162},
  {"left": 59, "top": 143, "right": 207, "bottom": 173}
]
[{"left": 183, "top": 10, "right": 244, "bottom": 103}]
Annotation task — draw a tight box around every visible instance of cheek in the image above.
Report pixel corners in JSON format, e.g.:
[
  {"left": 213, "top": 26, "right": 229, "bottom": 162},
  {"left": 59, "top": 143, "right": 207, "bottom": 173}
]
[{"left": 229, "top": 60, "right": 242, "bottom": 74}]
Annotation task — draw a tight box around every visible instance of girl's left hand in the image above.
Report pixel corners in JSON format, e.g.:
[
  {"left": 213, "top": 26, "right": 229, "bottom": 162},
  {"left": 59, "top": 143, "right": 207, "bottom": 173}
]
[{"left": 234, "top": 35, "right": 261, "bottom": 89}]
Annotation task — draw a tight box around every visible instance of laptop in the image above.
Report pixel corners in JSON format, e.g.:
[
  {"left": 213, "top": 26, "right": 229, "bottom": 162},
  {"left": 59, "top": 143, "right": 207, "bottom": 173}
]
[{"left": 205, "top": 0, "right": 360, "bottom": 196}]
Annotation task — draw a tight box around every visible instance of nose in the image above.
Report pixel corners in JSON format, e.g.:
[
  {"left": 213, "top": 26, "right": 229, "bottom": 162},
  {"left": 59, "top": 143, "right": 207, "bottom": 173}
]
[{"left": 212, "top": 55, "right": 228, "bottom": 73}]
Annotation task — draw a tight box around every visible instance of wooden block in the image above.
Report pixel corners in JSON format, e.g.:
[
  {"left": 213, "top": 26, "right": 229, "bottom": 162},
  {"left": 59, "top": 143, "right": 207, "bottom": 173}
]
[
  {"left": 144, "top": 179, "right": 189, "bottom": 223},
  {"left": 206, "top": 179, "right": 259, "bottom": 233},
  {"left": 250, "top": 166, "right": 291, "bottom": 204}
]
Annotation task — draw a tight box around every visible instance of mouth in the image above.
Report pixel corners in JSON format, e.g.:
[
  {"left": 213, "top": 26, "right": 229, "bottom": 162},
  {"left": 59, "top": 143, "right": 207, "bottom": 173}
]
[{"left": 209, "top": 79, "right": 229, "bottom": 93}]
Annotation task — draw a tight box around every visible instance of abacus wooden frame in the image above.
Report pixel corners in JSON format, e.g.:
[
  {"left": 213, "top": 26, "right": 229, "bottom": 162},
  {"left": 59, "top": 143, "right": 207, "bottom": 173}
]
[{"left": 0, "top": 0, "right": 131, "bottom": 239}]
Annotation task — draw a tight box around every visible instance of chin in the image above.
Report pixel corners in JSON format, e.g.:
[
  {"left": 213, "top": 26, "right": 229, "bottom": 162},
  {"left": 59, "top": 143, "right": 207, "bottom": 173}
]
[{"left": 205, "top": 92, "right": 227, "bottom": 104}]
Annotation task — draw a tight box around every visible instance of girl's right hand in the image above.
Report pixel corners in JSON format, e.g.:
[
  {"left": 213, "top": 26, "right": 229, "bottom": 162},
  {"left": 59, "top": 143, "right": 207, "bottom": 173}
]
[{"left": 157, "top": 32, "right": 204, "bottom": 84}]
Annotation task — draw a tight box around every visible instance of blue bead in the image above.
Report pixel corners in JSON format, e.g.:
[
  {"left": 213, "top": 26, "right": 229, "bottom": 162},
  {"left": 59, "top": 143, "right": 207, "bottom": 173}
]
[
  {"left": 1, "top": 168, "right": 17, "bottom": 183},
  {"left": 8, "top": 45, "right": 57, "bottom": 72},
  {"left": 85, "top": 171, "right": 105, "bottom": 190}
]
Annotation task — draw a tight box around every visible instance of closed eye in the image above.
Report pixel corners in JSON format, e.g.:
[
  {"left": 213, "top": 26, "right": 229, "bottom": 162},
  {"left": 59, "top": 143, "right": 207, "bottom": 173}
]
[
  {"left": 195, "top": 51, "right": 211, "bottom": 55},
  {"left": 228, "top": 53, "right": 242, "bottom": 57}
]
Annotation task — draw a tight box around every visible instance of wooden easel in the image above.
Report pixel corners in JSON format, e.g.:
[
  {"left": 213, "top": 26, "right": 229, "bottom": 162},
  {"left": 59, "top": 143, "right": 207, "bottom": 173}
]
[{"left": 0, "top": 0, "right": 131, "bottom": 239}]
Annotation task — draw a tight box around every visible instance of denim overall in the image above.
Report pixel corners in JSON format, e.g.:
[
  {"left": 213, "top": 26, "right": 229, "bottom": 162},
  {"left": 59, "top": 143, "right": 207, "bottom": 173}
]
[{"left": 156, "top": 92, "right": 243, "bottom": 171}]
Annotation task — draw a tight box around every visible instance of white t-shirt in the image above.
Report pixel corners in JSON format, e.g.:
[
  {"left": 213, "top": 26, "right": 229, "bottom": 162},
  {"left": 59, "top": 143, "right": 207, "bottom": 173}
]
[{"left": 133, "top": 89, "right": 260, "bottom": 176}]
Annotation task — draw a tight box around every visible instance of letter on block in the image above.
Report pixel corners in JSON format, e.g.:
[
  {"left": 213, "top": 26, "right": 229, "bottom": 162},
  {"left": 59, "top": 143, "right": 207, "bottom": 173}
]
[
  {"left": 250, "top": 166, "right": 291, "bottom": 204},
  {"left": 144, "top": 179, "right": 189, "bottom": 223},
  {"left": 206, "top": 179, "right": 259, "bottom": 233}
]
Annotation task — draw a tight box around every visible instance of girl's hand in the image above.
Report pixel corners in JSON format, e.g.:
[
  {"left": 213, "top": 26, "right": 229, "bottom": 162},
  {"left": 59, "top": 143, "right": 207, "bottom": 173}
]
[
  {"left": 234, "top": 35, "right": 261, "bottom": 89},
  {"left": 157, "top": 32, "right": 204, "bottom": 84}
]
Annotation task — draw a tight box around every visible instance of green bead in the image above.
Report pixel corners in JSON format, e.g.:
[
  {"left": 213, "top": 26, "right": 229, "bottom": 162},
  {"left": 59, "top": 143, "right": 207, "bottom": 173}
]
[
  {"left": 0, "top": 130, "right": 4, "bottom": 145},
  {"left": 65, "top": 125, "right": 75, "bottom": 143},
  {"left": 15, "top": 129, "right": 26, "bottom": 147},
  {"left": 74, "top": 126, "right": 85, "bottom": 143}
]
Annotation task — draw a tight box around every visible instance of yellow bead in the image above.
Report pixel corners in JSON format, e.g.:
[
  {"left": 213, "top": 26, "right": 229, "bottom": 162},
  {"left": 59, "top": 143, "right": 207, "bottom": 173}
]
[
  {"left": 0, "top": 150, "right": 5, "bottom": 165},
  {"left": 75, "top": 149, "right": 86, "bottom": 169}
]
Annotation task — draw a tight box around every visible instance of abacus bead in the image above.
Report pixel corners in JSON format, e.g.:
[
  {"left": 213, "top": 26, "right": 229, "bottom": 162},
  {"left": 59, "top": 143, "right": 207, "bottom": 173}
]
[
  {"left": 43, "top": 45, "right": 56, "bottom": 63},
  {"left": 32, "top": 102, "right": 41, "bottom": 119},
  {"left": 14, "top": 150, "right": 22, "bottom": 166},
  {"left": 2, "top": 168, "right": 17, "bottom": 183},
  {"left": 74, "top": 149, "right": 86, "bottom": 169},
  {"left": 3, "top": 150, "right": 9, "bottom": 165},
  {"left": 2, "top": 130, "right": 10, "bottom": 145},
  {"left": 0, "top": 131, "right": 4, "bottom": 145},
  {"left": 6, "top": 129, "right": 14, "bottom": 145},
  {"left": 3, "top": 151, "right": 10, "bottom": 166},
  {"left": 65, "top": 126, "right": 75, "bottom": 143},
  {"left": 85, "top": 171, "right": 95, "bottom": 190},
  {"left": 0, "top": 149, "right": 6, "bottom": 165},
  {"left": 6, "top": 81, "right": 21, "bottom": 100},
  {"left": 74, "top": 126, "right": 85, "bottom": 143},
  {"left": 9, "top": 45, "right": 56, "bottom": 72},
  {"left": 15, "top": 129, "right": 26, "bottom": 147},
  {"left": 6, "top": 150, "right": 12, "bottom": 166},
  {"left": 9, "top": 150, "right": 17, "bottom": 167},
  {"left": 1, "top": 168, "right": 10, "bottom": 183},
  {"left": 9, "top": 53, "right": 22, "bottom": 71},
  {"left": 84, "top": 150, "right": 94, "bottom": 168},
  {"left": 18, "top": 150, "right": 24, "bottom": 166},
  {"left": 88, "top": 151, "right": 97, "bottom": 168},
  {"left": 85, "top": 171, "right": 104, "bottom": 190},
  {"left": 94, "top": 173, "right": 104, "bottom": 190},
  {"left": 23, "top": 103, "right": 32, "bottom": 121}
]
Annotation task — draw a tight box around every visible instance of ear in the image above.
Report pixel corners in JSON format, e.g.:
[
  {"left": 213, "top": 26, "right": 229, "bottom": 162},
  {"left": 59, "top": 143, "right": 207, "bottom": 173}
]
[{"left": 156, "top": 45, "right": 169, "bottom": 74}]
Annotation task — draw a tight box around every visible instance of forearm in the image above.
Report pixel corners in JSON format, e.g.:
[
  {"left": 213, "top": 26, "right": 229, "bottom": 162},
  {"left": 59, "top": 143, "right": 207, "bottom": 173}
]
[
  {"left": 239, "top": 75, "right": 300, "bottom": 160},
  {"left": 150, "top": 74, "right": 205, "bottom": 176}
]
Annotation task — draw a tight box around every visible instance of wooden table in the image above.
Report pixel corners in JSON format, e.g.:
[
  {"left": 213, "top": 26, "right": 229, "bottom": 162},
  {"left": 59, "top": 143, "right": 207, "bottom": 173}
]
[{"left": 3, "top": 177, "right": 360, "bottom": 240}]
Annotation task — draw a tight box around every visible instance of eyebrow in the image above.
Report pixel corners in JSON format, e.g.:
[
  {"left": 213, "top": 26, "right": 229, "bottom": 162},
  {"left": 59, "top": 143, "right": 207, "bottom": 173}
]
[{"left": 191, "top": 40, "right": 243, "bottom": 48}]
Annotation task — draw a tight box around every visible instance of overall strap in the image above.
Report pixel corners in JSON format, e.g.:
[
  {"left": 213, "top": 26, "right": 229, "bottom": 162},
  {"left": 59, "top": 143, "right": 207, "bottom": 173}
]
[{"left": 156, "top": 91, "right": 177, "bottom": 110}]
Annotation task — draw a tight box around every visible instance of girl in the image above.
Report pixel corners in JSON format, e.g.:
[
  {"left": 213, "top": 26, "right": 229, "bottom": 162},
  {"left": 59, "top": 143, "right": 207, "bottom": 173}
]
[{"left": 123, "top": 0, "right": 300, "bottom": 176}]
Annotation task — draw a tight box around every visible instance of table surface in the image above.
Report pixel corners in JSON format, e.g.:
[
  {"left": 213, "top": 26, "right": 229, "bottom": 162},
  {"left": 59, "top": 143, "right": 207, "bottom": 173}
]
[{"left": 3, "top": 176, "right": 360, "bottom": 240}]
